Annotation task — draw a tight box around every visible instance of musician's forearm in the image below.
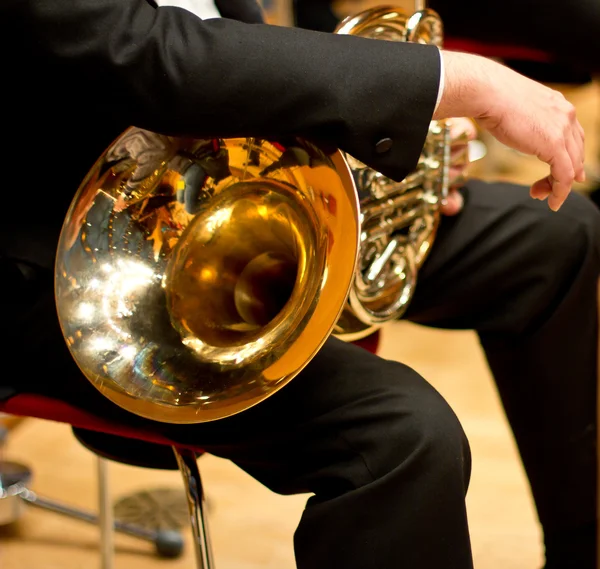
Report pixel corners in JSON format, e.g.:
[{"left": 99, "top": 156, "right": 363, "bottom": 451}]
[{"left": 11, "top": 0, "right": 441, "bottom": 183}]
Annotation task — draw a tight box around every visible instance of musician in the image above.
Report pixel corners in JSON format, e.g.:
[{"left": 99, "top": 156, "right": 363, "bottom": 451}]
[{"left": 0, "top": 1, "right": 595, "bottom": 568}]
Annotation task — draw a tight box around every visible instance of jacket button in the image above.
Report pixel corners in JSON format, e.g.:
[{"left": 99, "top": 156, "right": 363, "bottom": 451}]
[{"left": 375, "top": 137, "right": 393, "bottom": 154}]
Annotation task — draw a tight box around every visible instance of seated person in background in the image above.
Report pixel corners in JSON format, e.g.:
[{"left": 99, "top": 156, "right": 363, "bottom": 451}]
[
  {"left": 293, "top": 0, "right": 599, "bottom": 76},
  {"left": 1, "top": 1, "right": 595, "bottom": 568}
]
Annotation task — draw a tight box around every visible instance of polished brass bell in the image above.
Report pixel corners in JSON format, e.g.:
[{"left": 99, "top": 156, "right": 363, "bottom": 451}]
[{"left": 55, "top": 135, "right": 359, "bottom": 423}]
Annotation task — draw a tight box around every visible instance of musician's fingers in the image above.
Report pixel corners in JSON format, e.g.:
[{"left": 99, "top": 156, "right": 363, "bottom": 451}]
[
  {"left": 441, "top": 188, "right": 464, "bottom": 216},
  {"left": 544, "top": 141, "right": 575, "bottom": 211},
  {"left": 449, "top": 117, "right": 477, "bottom": 142},
  {"left": 569, "top": 127, "right": 586, "bottom": 183},
  {"left": 530, "top": 176, "right": 552, "bottom": 200},
  {"left": 448, "top": 166, "right": 467, "bottom": 187}
]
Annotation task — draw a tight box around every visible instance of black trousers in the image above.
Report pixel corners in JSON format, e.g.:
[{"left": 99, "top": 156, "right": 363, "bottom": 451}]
[{"left": 2, "top": 180, "right": 599, "bottom": 568}]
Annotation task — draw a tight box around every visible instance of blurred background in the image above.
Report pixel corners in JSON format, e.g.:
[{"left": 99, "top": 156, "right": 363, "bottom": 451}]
[{"left": 1, "top": 1, "right": 598, "bottom": 568}]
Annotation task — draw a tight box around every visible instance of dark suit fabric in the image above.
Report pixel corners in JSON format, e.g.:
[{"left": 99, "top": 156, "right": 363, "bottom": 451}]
[
  {"left": 2, "top": 0, "right": 438, "bottom": 270},
  {"left": 1, "top": 1, "right": 598, "bottom": 568}
]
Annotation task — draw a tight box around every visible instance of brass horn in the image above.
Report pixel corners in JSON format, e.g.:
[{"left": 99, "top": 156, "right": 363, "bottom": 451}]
[
  {"left": 54, "top": 4, "right": 452, "bottom": 424},
  {"left": 55, "top": 135, "right": 359, "bottom": 423}
]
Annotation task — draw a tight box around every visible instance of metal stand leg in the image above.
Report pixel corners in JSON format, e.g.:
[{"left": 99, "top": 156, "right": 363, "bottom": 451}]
[
  {"left": 1, "top": 428, "right": 185, "bottom": 560},
  {"left": 97, "top": 457, "right": 115, "bottom": 569},
  {"left": 15, "top": 486, "right": 185, "bottom": 556},
  {"left": 173, "top": 447, "right": 214, "bottom": 569},
  {"left": 1, "top": 459, "right": 185, "bottom": 558}
]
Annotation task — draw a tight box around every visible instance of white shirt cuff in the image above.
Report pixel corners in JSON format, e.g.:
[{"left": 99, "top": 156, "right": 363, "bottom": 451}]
[
  {"left": 434, "top": 49, "right": 444, "bottom": 113},
  {"left": 155, "top": 0, "right": 221, "bottom": 19}
]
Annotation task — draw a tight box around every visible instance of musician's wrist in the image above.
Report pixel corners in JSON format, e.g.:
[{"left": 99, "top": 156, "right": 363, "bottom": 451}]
[{"left": 432, "top": 50, "right": 499, "bottom": 121}]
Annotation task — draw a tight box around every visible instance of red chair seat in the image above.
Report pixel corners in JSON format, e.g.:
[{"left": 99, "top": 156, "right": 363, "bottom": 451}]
[
  {"left": 0, "top": 332, "right": 381, "bottom": 455},
  {"left": 444, "top": 37, "right": 553, "bottom": 63}
]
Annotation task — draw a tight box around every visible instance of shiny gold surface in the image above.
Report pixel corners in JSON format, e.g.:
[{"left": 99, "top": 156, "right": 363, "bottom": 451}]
[{"left": 55, "top": 134, "right": 359, "bottom": 423}]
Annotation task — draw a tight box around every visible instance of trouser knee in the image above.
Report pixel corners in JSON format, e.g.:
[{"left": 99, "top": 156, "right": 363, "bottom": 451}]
[{"left": 362, "top": 364, "right": 472, "bottom": 493}]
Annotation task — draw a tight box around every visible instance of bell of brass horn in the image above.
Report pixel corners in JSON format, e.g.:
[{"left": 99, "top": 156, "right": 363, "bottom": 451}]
[{"left": 55, "top": 134, "right": 360, "bottom": 423}]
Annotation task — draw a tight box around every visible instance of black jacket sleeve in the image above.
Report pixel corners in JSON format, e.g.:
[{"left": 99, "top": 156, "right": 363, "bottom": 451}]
[{"left": 8, "top": 0, "right": 440, "bottom": 183}]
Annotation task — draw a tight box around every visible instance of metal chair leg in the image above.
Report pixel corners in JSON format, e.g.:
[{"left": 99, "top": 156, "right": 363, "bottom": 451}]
[
  {"left": 173, "top": 447, "right": 214, "bottom": 569},
  {"left": 97, "top": 456, "right": 115, "bottom": 569}
]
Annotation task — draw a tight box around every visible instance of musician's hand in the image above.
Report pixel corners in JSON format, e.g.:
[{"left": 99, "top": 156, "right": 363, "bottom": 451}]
[
  {"left": 441, "top": 117, "right": 477, "bottom": 216},
  {"left": 434, "top": 51, "right": 586, "bottom": 212}
]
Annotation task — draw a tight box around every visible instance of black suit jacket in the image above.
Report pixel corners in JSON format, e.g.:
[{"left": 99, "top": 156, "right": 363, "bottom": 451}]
[{"left": 2, "top": 0, "right": 440, "bottom": 269}]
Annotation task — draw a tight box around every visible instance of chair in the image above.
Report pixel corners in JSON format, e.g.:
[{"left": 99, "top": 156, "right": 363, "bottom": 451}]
[{"left": 0, "top": 331, "right": 381, "bottom": 569}]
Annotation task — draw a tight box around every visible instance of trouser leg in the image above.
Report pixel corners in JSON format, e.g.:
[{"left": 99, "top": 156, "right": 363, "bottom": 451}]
[
  {"left": 2, "top": 261, "right": 473, "bottom": 568},
  {"left": 405, "top": 180, "right": 600, "bottom": 567}
]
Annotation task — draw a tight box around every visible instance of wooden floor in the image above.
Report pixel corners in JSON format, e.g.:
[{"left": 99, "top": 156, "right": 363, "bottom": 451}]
[{"left": 1, "top": 29, "right": 599, "bottom": 569}]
